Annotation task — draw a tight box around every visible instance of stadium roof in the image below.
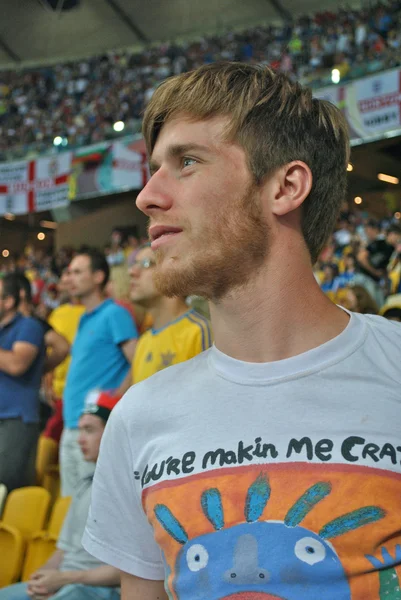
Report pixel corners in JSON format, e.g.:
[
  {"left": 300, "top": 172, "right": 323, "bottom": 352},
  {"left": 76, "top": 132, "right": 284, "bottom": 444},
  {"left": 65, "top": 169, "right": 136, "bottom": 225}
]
[{"left": 0, "top": 0, "right": 347, "bottom": 68}]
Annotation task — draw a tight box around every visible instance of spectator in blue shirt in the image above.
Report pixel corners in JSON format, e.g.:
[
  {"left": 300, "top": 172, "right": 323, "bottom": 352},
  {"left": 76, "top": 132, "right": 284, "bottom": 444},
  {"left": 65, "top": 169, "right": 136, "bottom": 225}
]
[
  {"left": 0, "top": 274, "right": 45, "bottom": 491},
  {"left": 61, "top": 249, "right": 138, "bottom": 496}
]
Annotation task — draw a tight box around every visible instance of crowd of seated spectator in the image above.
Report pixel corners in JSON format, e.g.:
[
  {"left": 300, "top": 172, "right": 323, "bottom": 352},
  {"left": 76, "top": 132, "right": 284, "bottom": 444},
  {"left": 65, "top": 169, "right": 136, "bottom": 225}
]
[
  {"left": 0, "top": 208, "right": 400, "bottom": 592},
  {"left": 1, "top": 0, "right": 401, "bottom": 160},
  {"left": 314, "top": 205, "right": 401, "bottom": 318}
]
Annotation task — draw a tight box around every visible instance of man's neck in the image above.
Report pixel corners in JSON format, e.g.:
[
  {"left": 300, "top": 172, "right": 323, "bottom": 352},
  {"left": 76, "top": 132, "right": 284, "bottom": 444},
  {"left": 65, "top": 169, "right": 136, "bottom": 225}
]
[
  {"left": 0, "top": 310, "right": 18, "bottom": 328},
  {"left": 149, "top": 297, "right": 189, "bottom": 331},
  {"left": 82, "top": 291, "right": 106, "bottom": 313},
  {"left": 210, "top": 244, "right": 350, "bottom": 363}
]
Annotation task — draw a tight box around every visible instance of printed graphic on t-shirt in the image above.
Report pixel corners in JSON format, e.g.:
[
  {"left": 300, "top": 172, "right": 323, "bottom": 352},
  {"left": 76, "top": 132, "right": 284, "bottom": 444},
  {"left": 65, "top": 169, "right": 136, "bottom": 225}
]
[{"left": 142, "top": 463, "right": 401, "bottom": 600}]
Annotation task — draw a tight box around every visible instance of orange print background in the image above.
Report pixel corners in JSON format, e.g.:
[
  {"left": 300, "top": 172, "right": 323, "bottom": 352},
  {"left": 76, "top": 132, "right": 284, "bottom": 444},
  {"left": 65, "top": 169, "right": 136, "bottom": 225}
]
[{"left": 143, "top": 462, "right": 401, "bottom": 600}]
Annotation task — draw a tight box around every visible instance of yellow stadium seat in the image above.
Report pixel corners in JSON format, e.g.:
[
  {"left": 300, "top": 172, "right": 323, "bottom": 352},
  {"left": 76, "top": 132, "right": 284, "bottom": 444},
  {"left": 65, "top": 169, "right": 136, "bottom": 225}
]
[
  {"left": 0, "top": 484, "right": 7, "bottom": 517},
  {"left": 36, "top": 436, "right": 58, "bottom": 486},
  {"left": 42, "top": 466, "right": 60, "bottom": 505},
  {"left": 47, "top": 496, "right": 71, "bottom": 538},
  {"left": 0, "top": 523, "right": 24, "bottom": 587},
  {"left": 2, "top": 487, "right": 51, "bottom": 541},
  {"left": 21, "top": 535, "right": 56, "bottom": 582},
  {"left": 21, "top": 496, "right": 71, "bottom": 582}
]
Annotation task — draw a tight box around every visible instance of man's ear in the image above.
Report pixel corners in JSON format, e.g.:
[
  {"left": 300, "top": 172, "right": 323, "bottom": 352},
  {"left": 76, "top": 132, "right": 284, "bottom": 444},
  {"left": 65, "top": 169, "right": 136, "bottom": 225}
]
[
  {"left": 93, "top": 270, "right": 106, "bottom": 288},
  {"left": 270, "top": 161, "right": 312, "bottom": 217},
  {"left": 4, "top": 295, "right": 16, "bottom": 312}
]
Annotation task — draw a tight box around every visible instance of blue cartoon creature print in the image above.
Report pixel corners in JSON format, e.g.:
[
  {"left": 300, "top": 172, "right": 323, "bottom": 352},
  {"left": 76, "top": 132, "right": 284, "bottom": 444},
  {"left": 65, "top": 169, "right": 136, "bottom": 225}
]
[{"left": 155, "top": 474, "right": 387, "bottom": 600}]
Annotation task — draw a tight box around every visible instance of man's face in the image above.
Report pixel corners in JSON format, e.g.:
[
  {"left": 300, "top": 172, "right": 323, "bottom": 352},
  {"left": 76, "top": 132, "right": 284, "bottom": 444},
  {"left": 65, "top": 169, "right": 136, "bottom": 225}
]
[
  {"left": 78, "top": 414, "right": 105, "bottom": 462},
  {"left": 323, "top": 265, "right": 334, "bottom": 281},
  {"left": 387, "top": 230, "right": 401, "bottom": 247},
  {"left": 129, "top": 247, "right": 158, "bottom": 307},
  {"left": 57, "top": 269, "right": 72, "bottom": 298},
  {"left": 345, "top": 255, "right": 355, "bottom": 270},
  {"left": 136, "top": 116, "right": 270, "bottom": 300},
  {"left": 366, "top": 225, "right": 378, "bottom": 242},
  {"left": 111, "top": 231, "right": 122, "bottom": 245},
  {"left": 68, "top": 255, "right": 97, "bottom": 300}
]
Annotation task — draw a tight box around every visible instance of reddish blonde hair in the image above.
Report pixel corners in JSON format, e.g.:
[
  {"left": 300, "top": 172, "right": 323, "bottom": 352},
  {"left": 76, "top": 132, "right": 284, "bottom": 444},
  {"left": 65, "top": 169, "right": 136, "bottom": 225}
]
[{"left": 143, "top": 62, "right": 350, "bottom": 263}]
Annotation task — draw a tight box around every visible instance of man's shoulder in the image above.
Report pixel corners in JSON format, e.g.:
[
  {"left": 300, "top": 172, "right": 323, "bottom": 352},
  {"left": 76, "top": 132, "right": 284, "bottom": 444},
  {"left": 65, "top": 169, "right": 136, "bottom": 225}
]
[
  {"left": 51, "top": 303, "right": 84, "bottom": 319},
  {"left": 173, "top": 310, "right": 212, "bottom": 346},
  {"left": 182, "top": 310, "right": 211, "bottom": 333},
  {"left": 124, "top": 349, "right": 211, "bottom": 407},
  {"left": 360, "top": 313, "right": 401, "bottom": 374},
  {"left": 102, "top": 299, "right": 132, "bottom": 320},
  {"left": 362, "top": 312, "right": 401, "bottom": 341},
  {"left": 18, "top": 315, "right": 44, "bottom": 335}
]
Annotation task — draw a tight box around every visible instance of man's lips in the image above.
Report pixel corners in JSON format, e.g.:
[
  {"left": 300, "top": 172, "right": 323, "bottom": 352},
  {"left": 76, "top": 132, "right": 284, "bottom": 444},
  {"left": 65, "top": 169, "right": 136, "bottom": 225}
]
[
  {"left": 149, "top": 225, "right": 183, "bottom": 250},
  {"left": 149, "top": 225, "right": 183, "bottom": 241}
]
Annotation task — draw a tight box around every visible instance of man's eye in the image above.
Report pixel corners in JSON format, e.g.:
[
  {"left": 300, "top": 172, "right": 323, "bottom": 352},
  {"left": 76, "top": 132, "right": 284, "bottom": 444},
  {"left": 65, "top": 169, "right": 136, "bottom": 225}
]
[{"left": 182, "top": 157, "right": 196, "bottom": 168}]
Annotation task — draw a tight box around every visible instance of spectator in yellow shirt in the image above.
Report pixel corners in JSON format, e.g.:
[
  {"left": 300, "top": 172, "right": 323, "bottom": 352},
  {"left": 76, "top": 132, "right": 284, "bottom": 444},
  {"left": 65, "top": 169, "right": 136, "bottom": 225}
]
[
  {"left": 44, "top": 268, "right": 85, "bottom": 443},
  {"left": 129, "top": 245, "right": 212, "bottom": 385}
]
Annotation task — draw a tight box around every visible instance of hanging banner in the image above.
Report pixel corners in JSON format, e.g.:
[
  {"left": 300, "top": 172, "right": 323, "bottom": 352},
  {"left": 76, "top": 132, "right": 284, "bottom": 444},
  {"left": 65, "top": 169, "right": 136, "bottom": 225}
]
[
  {"left": 3, "top": 67, "right": 401, "bottom": 216},
  {"left": 345, "top": 69, "right": 401, "bottom": 138},
  {"left": 0, "top": 152, "right": 72, "bottom": 215},
  {"left": 312, "top": 68, "right": 401, "bottom": 142}
]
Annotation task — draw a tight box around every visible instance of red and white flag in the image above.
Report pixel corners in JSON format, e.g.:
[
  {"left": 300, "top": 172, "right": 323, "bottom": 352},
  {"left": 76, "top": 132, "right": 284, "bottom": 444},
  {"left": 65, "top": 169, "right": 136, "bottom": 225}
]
[
  {"left": 0, "top": 152, "right": 72, "bottom": 215},
  {"left": 112, "top": 142, "right": 148, "bottom": 191}
]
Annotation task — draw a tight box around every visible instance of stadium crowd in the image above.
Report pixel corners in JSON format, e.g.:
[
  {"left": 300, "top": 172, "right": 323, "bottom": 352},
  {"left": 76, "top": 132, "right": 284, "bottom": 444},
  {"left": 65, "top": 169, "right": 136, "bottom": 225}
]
[
  {"left": 0, "top": 7, "right": 401, "bottom": 593},
  {"left": 1, "top": 0, "right": 401, "bottom": 159},
  {"left": 0, "top": 209, "right": 400, "bottom": 595}
]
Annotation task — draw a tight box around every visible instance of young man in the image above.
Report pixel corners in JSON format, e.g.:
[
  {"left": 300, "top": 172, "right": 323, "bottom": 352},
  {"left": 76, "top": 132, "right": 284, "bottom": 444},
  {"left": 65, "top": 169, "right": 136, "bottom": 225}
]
[
  {"left": 15, "top": 273, "right": 70, "bottom": 375},
  {"left": 129, "top": 244, "right": 212, "bottom": 384},
  {"left": 0, "top": 273, "right": 45, "bottom": 491},
  {"left": 43, "top": 267, "right": 85, "bottom": 443},
  {"left": 356, "top": 221, "right": 401, "bottom": 306},
  {"left": 83, "top": 63, "right": 401, "bottom": 599},
  {"left": 0, "top": 391, "right": 121, "bottom": 600},
  {"left": 61, "top": 248, "right": 137, "bottom": 496}
]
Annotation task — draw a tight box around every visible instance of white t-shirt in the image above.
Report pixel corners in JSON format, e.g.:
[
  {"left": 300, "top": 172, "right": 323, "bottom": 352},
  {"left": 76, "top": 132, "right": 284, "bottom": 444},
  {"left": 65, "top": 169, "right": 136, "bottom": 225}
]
[{"left": 83, "top": 312, "right": 401, "bottom": 599}]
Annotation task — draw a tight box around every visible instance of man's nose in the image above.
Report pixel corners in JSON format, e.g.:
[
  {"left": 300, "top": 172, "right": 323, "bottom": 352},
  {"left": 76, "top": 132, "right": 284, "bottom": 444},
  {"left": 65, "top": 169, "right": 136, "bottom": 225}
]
[{"left": 136, "top": 170, "right": 174, "bottom": 216}]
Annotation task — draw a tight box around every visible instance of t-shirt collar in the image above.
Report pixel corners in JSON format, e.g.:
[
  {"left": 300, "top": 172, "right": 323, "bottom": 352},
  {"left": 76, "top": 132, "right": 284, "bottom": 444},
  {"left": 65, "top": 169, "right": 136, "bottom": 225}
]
[
  {"left": 85, "top": 298, "right": 113, "bottom": 316},
  {"left": 208, "top": 310, "right": 367, "bottom": 385}
]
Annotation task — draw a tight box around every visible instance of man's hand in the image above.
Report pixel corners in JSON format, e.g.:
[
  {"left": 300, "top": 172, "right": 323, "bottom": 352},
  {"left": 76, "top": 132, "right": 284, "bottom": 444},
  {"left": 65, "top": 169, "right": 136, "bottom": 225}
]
[{"left": 27, "top": 569, "right": 66, "bottom": 597}]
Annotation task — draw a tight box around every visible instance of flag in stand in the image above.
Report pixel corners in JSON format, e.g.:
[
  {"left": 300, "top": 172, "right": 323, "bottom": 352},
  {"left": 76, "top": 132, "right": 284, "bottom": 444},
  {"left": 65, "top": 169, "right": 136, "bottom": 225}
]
[
  {"left": 112, "top": 142, "right": 148, "bottom": 191},
  {"left": 0, "top": 152, "right": 72, "bottom": 215}
]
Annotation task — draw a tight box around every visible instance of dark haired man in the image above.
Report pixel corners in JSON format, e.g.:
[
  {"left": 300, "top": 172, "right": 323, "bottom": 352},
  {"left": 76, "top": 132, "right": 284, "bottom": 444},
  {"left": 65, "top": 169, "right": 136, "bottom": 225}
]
[
  {"left": 61, "top": 249, "right": 138, "bottom": 496},
  {"left": 356, "top": 221, "right": 401, "bottom": 305},
  {"left": 0, "top": 273, "right": 45, "bottom": 490}
]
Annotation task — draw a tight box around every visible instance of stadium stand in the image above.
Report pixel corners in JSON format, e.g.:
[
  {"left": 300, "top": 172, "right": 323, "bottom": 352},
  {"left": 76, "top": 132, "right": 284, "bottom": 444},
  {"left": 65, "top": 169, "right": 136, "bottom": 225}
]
[
  {"left": 0, "top": 1, "right": 400, "bottom": 159},
  {"left": 0, "top": 0, "right": 401, "bottom": 594}
]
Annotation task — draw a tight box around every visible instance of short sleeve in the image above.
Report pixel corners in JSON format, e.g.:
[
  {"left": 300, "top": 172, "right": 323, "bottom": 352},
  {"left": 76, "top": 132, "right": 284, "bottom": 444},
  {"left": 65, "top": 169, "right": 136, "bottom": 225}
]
[
  {"left": 109, "top": 304, "right": 138, "bottom": 346},
  {"left": 82, "top": 400, "right": 165, "bottom": 580},
  {"left": 14, "top": 317, "right": 44, "bottom": 349}
]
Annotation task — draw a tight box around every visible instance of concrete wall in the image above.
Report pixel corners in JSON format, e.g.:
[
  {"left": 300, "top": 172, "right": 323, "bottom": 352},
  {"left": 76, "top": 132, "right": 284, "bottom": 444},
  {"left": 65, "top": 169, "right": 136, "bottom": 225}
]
[{"left": 55, "top": 194, "right": 148, "bottom": 250}]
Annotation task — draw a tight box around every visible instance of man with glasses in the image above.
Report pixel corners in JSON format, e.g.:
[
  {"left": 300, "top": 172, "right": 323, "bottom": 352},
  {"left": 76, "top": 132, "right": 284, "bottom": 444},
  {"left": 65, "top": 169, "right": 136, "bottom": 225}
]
[
  {"left": 0, "top": 273, "right": 45, "bottom": 491},
  {"left": 129, "top": 244, "right": 211, "bottom": 384}
]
